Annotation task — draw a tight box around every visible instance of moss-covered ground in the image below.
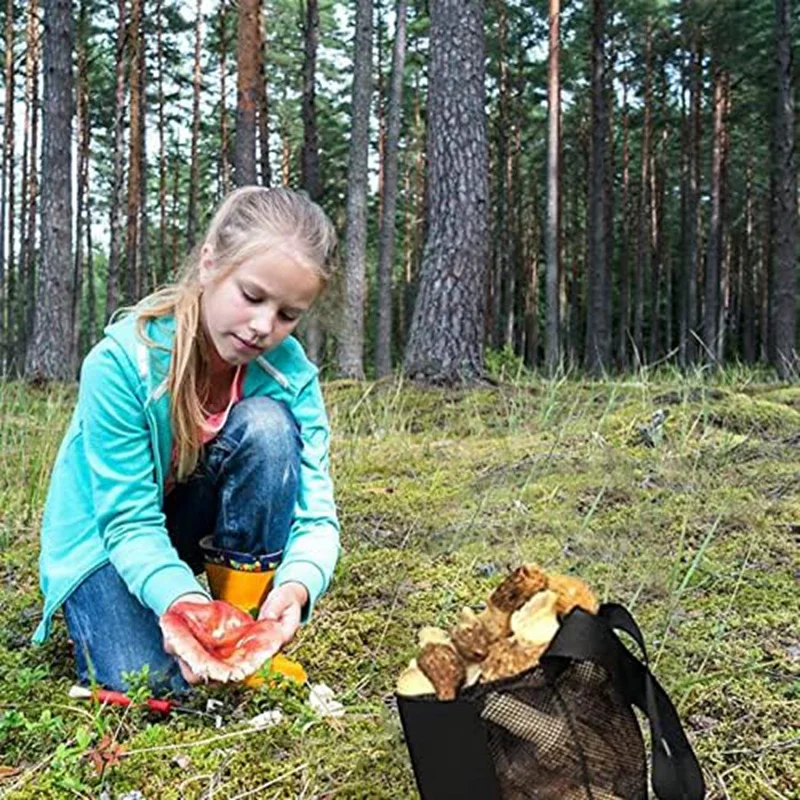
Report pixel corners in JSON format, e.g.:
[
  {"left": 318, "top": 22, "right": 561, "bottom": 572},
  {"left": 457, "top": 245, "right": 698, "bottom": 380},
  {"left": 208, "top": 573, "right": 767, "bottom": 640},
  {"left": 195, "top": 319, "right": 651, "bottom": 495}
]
[{"left": 1, "top": 370, "right": 798, "bottom": 799}]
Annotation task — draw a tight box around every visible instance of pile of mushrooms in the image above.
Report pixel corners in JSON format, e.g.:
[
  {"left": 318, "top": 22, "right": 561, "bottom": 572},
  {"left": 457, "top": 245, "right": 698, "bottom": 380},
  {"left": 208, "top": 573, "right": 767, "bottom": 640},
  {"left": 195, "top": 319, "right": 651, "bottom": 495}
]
[{"left": 396, "top": 564, "right": 599, "bottom": 701}]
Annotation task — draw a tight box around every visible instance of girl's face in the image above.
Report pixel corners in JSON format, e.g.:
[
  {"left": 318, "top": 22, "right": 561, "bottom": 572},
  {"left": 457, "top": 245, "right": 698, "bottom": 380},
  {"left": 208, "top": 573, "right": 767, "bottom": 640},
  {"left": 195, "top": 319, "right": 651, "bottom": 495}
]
[{"left": 199, "top": 243, "right": 321, "bottom": 367}]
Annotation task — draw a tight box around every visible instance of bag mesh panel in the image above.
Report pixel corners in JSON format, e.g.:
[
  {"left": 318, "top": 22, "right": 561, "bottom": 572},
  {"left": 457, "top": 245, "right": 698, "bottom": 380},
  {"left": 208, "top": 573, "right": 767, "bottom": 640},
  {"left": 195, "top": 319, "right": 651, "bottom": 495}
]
[{"left": 464, "top": 661, "right": 647, "bottom": 800}]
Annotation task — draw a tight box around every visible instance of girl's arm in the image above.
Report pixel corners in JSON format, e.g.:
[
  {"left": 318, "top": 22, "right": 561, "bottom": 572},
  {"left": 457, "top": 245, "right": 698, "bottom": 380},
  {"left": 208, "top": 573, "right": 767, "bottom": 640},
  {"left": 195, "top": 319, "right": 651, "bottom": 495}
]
[
  {"left": 78, "top": 341, "right": 209, "bottom": 616},
  {"left": 273, "top": 374, "right": 341, "bottom": 621}
]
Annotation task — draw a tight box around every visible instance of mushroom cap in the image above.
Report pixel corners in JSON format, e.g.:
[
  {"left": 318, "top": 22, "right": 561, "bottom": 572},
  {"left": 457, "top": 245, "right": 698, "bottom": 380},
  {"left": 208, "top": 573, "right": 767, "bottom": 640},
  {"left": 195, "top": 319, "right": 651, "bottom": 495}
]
[
  {"left": 480, "top": 638, "right": 547, "bottom": 682},
  {"left": 548, "top": 574, "right": 600, "bottom": 616},
  {"left": 510, "top": 589, "right": 560, "bottom": 647},
  {"left": 489, "top": 564, "right": 549, "bottom": 613},
  {"left": 451, "top": 607, "right": 491, "bottom": 661},
  {"left": 396, "top": 659, "right": 436, "bottom": 697},
  {"left": 159, "top": 600, "right": 283, "bottom": 683},
  {"left": 476, "top": 603, "right": 512, "bottom": 642},
  {"left": 417, "top": 643, "right": 467, "bottom": 701}
]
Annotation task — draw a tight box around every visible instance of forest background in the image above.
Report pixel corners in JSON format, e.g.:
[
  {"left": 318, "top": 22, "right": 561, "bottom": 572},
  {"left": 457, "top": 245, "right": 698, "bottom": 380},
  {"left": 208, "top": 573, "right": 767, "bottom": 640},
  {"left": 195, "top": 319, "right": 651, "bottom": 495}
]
[
  {"left": 0, "top": 0, "right": 798, "bottom": 383},
  {"left": 0, "top": 1, "right": 799, "bottom": 798}
]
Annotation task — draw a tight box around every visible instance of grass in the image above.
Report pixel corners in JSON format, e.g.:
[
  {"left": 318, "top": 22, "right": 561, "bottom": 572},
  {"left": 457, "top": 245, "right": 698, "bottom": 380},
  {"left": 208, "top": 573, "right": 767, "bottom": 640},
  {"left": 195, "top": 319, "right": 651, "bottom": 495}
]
[{"left": 1, "top": 367, "right": 799, "bottom": 799}]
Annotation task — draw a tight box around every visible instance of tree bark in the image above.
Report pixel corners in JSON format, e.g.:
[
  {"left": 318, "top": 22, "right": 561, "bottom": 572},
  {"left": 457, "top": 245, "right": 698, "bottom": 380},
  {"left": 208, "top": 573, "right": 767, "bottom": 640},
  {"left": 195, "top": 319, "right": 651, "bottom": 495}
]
[
  {"left": 742, "top": 156, "right": 756, "bottom": 362},
  {"left": 375, "top": 0, "right": 407, "bottom": 377},
  {"left": 703, "top": 64, "right": 724, "bottom": 365},
  {"left": 156, "top": 0, "right": 168, "bottom": 282},
  {"left": 544, "top": 0, "right": 561, "bottom": 375},
  {"left": 187, "top": 0, "right": 203, "bottom": 248},
  {"left": 125, "top": 0, "right": 143, "bottom": 304},
  {"left": 403, "top": 0, "right": 489, "bottom": 384},
  {"left": 584, "top": 0, "right": 609, "bottom": 375},
  {"left": 685, "top": 27, "right": 702, "bottom": 364},
  {"left": 617, "top": 54, "right": 630, "bottom": 368},
  {"left": 218, "top": 0, "right": 232, "bottom": 196},
  {"left": 337, "top": 0, "right": 373, "bottom": 378},
  {"left": 300, "top": 0, "right": 323, "bottom": 363},
  {"left": 633, "top": 18, "right": 652, "bottom": 367},
  {"left": 235, "top": 0, "right": 259, "bottom": 186},
  {"left": 771, "top": 0, "right": 796, "bottom": 376},
  {"left": 256, "top": 0, "right": 271, "bottom": 186},
  {"left": 26, "top": 0, "right": 74, "bottom": 381},
  {"left": 74, "top": 0, "right": 89, "bottom": 360},
  {"left": 106, "top": 0, "right": 126, "bottom": 323},
  {"left": 0, "top": 0, "right": 14, "bottom": 373}
]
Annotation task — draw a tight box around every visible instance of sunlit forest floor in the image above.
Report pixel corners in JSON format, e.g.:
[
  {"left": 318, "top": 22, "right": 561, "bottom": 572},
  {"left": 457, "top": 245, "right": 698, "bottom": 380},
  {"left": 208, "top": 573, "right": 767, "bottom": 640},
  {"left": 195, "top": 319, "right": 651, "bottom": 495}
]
[{"left": 1, "top": 366, "right": 799, "bottom": 799}]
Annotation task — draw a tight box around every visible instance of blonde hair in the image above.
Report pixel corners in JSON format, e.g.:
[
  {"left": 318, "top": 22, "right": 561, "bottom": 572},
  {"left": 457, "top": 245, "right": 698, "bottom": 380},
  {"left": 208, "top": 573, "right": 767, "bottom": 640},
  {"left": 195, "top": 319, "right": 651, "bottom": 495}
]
[{"left": 136, "top": 186, "right": 337, "bottom": 482}]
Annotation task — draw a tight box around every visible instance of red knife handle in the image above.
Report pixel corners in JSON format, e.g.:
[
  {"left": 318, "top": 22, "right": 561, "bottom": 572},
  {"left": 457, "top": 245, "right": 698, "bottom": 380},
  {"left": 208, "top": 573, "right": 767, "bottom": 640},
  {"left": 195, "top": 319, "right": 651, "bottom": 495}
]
[
  {"left": 94, "top": 689, "right": 134, "bottom": 707},
  {"left": 94, "top": 689, "right": 172, "bottom": 715}
]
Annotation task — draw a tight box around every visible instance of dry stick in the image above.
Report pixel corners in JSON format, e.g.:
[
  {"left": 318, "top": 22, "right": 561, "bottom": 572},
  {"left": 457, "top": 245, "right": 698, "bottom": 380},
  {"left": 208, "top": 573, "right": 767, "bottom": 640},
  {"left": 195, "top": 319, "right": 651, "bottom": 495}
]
[
  {"left": 225, "top": 762, "right": 308, "bottom": 800},
  {"left": 121, "top": 724, "right": 283, "bottom": 757},
  {"left": 2, "top": 751, "right": 57, "bottom": 794}
]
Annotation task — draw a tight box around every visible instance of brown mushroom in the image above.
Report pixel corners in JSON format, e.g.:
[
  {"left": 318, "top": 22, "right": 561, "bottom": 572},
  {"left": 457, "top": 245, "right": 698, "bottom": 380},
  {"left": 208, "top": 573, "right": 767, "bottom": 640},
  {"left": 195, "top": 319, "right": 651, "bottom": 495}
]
[
  {"left": 396, "top": 659, "right": 436, "bottom": 697},
  {"left": 548, "top": 574, "right": 600, "bottom": 616},
  {"left": 417, "top": 643, "right": 467, "bottom": 700},
  {"left": 480, "top": 638, "right": 547, "bottom": 682},
  {"left": 476, "top": 602, "right": 512, "bottom": 642},
  {"left": 489, "top": 564, "right": 549, "bottom": 612},
  {"left": 451, "top": 607, "right": 491, "bottom": 662},
  {"left": 510, "top": 589, "right": 560, "bottom": 647}
]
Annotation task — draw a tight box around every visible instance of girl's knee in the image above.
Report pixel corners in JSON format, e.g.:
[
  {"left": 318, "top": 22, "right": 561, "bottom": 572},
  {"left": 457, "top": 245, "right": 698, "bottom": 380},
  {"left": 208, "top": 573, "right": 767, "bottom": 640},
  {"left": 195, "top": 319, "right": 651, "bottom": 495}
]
[{"left": 227, "top": 397, "right": 299, "bottom": 456}]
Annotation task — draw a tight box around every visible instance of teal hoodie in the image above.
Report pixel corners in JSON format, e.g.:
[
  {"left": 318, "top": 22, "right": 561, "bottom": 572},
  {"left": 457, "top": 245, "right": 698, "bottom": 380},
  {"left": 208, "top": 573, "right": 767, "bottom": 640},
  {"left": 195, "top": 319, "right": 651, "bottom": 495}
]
[{"left": 33, "top": 313, "right": 340, "bottom": 643}]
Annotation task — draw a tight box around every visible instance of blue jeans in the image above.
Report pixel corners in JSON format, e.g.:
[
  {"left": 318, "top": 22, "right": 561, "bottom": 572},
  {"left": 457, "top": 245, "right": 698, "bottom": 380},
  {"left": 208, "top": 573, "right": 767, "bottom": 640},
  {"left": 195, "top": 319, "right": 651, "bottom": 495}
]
[{"left": 63, "top": 397, "right": 301, "bottom": 694}]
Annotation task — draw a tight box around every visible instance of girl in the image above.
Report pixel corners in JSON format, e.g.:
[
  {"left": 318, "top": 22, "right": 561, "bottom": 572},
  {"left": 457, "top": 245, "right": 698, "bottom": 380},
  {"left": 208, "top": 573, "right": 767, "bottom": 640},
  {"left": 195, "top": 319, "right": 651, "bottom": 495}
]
[{"left": 33, "top": 187, "right": 340, "bottom": 694}]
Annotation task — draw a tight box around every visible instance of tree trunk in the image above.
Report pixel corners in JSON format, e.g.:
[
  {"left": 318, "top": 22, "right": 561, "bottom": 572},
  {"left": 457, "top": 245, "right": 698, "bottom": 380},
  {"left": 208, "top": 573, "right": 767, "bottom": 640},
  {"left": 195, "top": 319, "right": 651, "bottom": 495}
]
[
  {"left": 156, "top": 0, "right": 168, "bottom": 282},
  {"left": 742, "top": 156, "right": 756, "bottom": 362},
  {"left": 584, "top": 0, "right": 609, "bottom": 375},
  {"left": 703, "top": 64, "right": 724, "bottom": 365},
  {"left": 544, "top": 0, "right": 561, "bottom": 375},
  {"left": 401, "top": 73, "right": 425, "bottom": 351},
  {"left": 218, "top": 0, "right": 232, "bottom": 196},
  {"left": 21, "top": 14, "right": 40, "bottom": 370},
  {"left": 633, "top": 18, "right": 651, "bottom": 366},
  {"left": 524, "top": 187, "right": 540, "bottom": 367},
  {"left": 301, "top": 0, "right": 321, "bottom": 200},
  {"left": 647, "top": 62, "right": 663, "bottom": 363},
  {"left": 403, "top": 0, "right": 489, "bottom": 384},
  {"left": 685, "top": 28, "right": 702, "bottom": 364},
  {"left": 26, "top": 0, "right": 74, "bottom": 381},
  {"left": 617, "top": 55, "right": 630, "bottom": 369},
  {"left": 375, "top": 2, "right": 386, "bottom": 223},
  {"left": 771, "top": 0, "right": 796, "bottom": 376},
  {"left": 235, "top": 0, "right": 259, "bottom": 186},
  {"left": 125, "top": 0, "right": 143, "bottom": 304},
  {"left": 0, "top": 0, "right": 14, "bottom": 374},
  {"left": 187, "top": 0, "right": 203, "bottom": 248},
  {"left": 106, "top": 0, "right": 126, "bottom": 323},
  {"left": 257, "top": 0, "right": 271, "bottom": 186},
  {"left": 74, "top": 0, "right": 89, "bottom": 360},
  {"left": 375, "top": 0, "right": 407, "bottom": 377},
  {"left": 337, "top": 0, "right": 373, "bottom": 378}
]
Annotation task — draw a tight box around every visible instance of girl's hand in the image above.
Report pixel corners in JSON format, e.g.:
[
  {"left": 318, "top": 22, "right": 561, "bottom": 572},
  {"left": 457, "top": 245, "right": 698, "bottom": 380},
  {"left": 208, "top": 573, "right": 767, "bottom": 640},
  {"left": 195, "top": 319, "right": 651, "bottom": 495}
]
[
  {"left": 257, "top": 582, "right": 308, "bottom": 646},
  {"left": 163, "top": 593, "right": 212, "bottom": 684}
]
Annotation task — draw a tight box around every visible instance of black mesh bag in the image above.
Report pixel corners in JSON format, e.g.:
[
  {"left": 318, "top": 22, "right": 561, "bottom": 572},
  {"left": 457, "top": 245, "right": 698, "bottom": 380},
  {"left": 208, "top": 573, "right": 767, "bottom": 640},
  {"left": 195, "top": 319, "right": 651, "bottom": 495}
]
[{"left": 397, "top": 604, "right": 705, "bottom": 800}]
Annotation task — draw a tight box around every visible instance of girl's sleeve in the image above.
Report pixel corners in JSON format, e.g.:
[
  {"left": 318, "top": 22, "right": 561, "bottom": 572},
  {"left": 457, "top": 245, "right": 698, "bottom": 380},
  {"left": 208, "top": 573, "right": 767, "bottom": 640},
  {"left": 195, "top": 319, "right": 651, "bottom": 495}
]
[
  {"left": 78, "top": 343, "right": 208, "bottom": 615},
  {"left": 274, "top": 374, "right": 341, "bottom": 621}
]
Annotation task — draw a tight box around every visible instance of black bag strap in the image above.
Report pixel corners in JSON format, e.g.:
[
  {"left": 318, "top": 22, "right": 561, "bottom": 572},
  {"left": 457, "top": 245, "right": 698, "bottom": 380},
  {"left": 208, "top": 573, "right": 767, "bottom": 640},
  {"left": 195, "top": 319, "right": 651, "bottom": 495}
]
[{"left": 541, "top": 604, "right": 706, "bottom": 800}]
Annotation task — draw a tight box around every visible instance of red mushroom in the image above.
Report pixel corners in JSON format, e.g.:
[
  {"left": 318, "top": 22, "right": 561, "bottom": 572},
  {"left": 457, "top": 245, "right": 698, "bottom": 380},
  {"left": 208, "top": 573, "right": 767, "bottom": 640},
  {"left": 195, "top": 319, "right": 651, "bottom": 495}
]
[{"left": 159, "top": 600, "right": 283, "bottom": 683}]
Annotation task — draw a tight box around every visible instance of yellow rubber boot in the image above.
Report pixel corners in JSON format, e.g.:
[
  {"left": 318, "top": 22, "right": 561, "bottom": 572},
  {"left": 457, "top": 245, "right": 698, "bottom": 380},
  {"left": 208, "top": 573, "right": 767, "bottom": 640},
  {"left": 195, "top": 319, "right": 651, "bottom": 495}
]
[
  {"left": 204, "top": 561, "right": 275, "bottom": 619},
  {"left": 201, "top": 543, "right": 308, "bottom": 686}
]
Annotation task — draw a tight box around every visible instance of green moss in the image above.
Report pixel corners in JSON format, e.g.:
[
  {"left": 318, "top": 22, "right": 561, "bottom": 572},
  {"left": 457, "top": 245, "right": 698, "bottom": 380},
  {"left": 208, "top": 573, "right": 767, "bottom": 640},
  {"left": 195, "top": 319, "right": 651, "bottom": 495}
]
[{"left": 1, "top": 376, "right": 798, "bottom": 798}]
